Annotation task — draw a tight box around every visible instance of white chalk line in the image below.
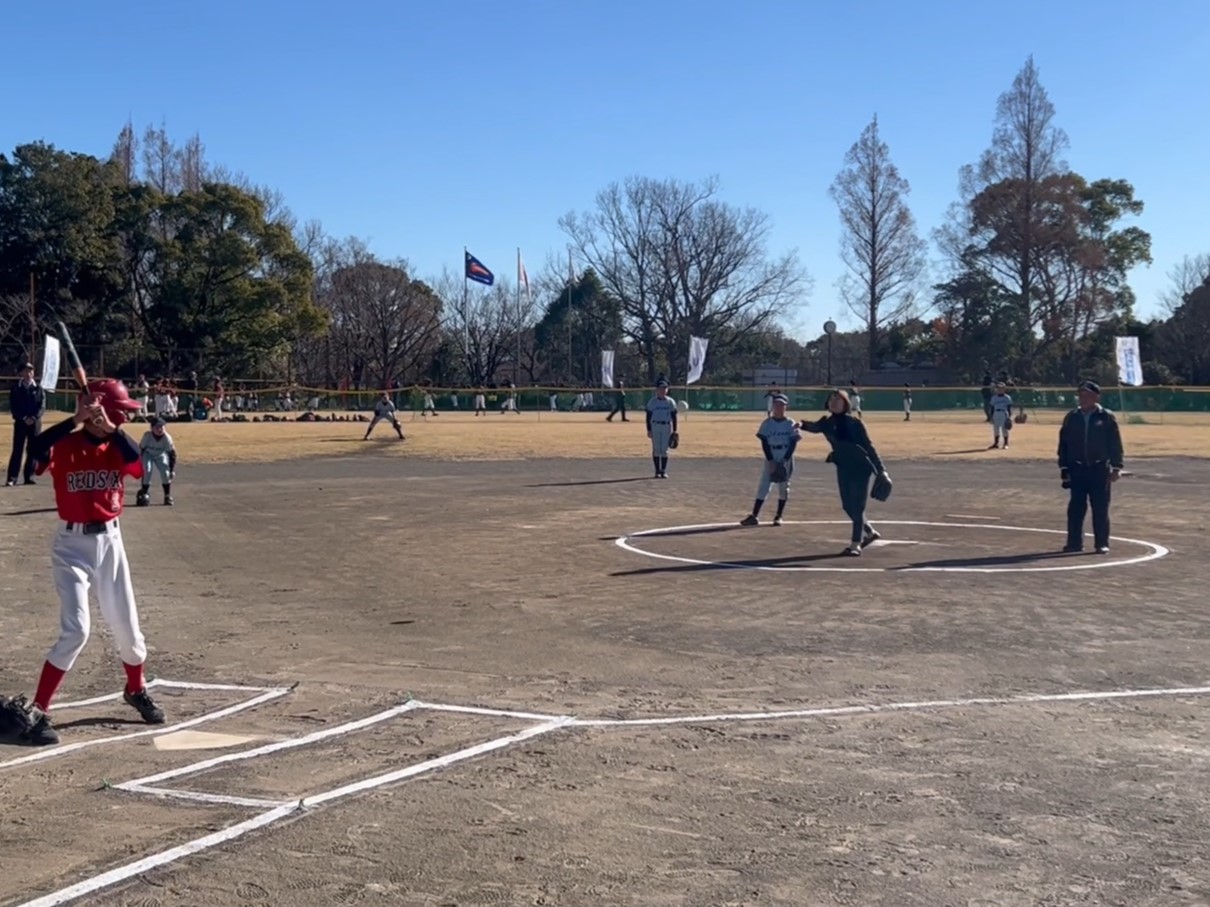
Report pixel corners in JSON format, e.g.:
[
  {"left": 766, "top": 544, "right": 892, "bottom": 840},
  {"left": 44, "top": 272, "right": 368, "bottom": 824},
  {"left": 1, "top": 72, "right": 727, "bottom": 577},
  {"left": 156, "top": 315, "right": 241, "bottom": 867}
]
[
  {"left": 16, "top": 685, "right": 1210, "bottom": 906},
  {"left": 411, "top": 700, "right": 567, "bottom": 722},
  {"left": 566, "top": 684, "right": 1210, "bottom": 727},
  {"left": 0, "top": 684, "right": 291, "bottom": 771},
  {"left": 616, "top": 520, "right": 1171, "bottom": 573},
  {"left": 118, "top": 784, "right": 292, "bottom": 810},
  {"left": 116, "top": 700, "right": 421, "bottom": 790},
  {"left": 16, "top": 718, "right": 570, "bottom": 907}
]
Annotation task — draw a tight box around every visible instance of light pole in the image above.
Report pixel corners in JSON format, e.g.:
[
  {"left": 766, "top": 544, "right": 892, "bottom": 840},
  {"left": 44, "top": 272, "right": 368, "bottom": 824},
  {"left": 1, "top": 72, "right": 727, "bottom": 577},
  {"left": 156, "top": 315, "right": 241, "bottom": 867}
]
[{"left": 823, "top": 320, "right": 836, "bottom": 385}]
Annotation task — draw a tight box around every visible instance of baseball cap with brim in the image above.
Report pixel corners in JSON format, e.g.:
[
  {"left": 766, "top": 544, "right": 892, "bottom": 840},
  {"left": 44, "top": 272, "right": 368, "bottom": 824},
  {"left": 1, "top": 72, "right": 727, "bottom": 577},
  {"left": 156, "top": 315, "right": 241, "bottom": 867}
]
[
  {"left": 656, "top": 379, "right": 669, "bottom": 388},
  {"left": 1078, "top": 380, "right": 1101, "bottom": 394},
  {"left": 772, "top": 394, "right": 789, "bottom": 404},
  {"left": 20, "top": 362, "right": 34, "bottom": 371}
]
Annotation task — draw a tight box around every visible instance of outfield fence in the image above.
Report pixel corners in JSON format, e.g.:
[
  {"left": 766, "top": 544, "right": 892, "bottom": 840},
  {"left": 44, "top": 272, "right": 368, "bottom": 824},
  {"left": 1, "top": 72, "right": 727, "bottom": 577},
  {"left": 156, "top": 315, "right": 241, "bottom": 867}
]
[{"left": 5, "top": 384, "right": 1210, "bottom": 419}]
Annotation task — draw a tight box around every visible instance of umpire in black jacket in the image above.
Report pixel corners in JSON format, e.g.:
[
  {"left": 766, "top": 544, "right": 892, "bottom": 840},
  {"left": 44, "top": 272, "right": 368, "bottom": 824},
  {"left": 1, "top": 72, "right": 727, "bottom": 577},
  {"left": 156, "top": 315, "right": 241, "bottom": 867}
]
[
  {"left": 7, "top": 362, "right": 45, "bottom": 486},
  {"left": 1057, "top": 380, "right": 1124, "bottom": 554}
]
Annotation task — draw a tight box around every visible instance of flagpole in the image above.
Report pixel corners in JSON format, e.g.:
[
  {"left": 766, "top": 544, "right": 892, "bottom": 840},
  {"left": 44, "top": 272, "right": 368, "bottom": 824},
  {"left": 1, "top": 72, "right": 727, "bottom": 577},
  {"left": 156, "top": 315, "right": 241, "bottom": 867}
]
[
  {"left": 463, "top": 246, "right": 470, "bottom": 384},
  {"left": 567, "top": 248, "right": 574, "bottom": 383},
  {"left": 515, "top": 248, "right": 522, "bottom": 390}
]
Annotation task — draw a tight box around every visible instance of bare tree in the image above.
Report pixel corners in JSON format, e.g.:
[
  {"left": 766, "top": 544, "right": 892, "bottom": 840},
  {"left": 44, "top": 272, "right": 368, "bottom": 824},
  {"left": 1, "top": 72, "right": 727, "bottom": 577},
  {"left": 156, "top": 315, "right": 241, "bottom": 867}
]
[
  {"left": 141, "top": 122, "right": 179, "bottom": 194},
  {"left": 561, "top": 176, "right": 807, "bottom": 382},
  {"left": 432, "top": 270, "right": 531, "bottom": 385},
  {"left": 111, "top": 121, "right": 137, "bottom": 186},
  {"left": 1160, "top": 253, "right": 1210, "bottom": 314},
  {"left": 967, "top": 56, "right": 1068, "bottom": 369},
  {"left": 180, "top": 133, "right": 206, "bottom": 193},
  {"left": 829, "top": 115, "right": 927, "bottom": 370}
]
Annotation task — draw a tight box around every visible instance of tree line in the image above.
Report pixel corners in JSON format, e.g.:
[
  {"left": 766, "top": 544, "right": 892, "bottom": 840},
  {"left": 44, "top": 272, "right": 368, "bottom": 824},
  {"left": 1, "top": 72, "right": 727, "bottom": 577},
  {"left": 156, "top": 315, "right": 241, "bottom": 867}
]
[{"left": 2, "top": 58, "right": 1208, "bottom": 389}]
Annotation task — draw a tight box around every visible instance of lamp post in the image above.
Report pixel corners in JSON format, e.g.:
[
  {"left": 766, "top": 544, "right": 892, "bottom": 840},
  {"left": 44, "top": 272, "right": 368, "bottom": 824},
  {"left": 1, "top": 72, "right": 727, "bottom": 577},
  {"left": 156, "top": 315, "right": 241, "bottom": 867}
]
[{"left": 823, "top": 320, "right": 836, "bottom": 385}]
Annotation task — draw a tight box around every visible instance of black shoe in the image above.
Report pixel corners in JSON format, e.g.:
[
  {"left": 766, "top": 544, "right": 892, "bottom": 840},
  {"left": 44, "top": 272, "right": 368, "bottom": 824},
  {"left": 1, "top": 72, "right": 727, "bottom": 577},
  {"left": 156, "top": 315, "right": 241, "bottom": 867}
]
[
  {"left": 163, "top": 495, "right": 174, "bottom": 506},
  {"left": 861, "top": 529, "right": 882, "bottom": 548},
  {"left": 23, "top": 478, "right": 35, "bottom": 485},
  {"left": 24, "top": 710, "right": 59, "bottom": 746},
  {"left": 124, "top": 689, "right": 166, "bottom": 725},
  {"left": 1095, "top": 546, "right": 1110, "bottom": 555},
  {"left": 1, "top": 695, "right": 58, "bottom": 746},
  {"left": 1062, "top": 544, "right": 1084, "bottom": 553},
  {"left": 741, "top": 514, "right": 759, "bottom": 527}
]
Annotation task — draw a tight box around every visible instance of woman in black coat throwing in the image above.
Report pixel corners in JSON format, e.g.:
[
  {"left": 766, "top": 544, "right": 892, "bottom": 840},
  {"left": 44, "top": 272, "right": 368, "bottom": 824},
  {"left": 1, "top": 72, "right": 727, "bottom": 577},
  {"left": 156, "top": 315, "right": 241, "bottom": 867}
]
[{"left": 800, "top": 389, "right": 891, "bottom": 556}]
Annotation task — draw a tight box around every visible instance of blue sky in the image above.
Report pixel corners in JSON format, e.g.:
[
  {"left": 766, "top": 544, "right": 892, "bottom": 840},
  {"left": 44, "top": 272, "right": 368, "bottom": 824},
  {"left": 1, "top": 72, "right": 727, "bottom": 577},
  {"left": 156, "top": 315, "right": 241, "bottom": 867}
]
[{"left": 4, "top": 0, "right": 1206, "bottom": 339}]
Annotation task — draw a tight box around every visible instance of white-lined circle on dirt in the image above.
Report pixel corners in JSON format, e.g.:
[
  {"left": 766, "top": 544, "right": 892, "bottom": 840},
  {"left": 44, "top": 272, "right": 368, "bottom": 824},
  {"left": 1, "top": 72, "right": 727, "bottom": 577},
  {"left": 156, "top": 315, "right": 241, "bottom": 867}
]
[{"left": 614, "top": 520, "right": 1170, "bottom": 573}]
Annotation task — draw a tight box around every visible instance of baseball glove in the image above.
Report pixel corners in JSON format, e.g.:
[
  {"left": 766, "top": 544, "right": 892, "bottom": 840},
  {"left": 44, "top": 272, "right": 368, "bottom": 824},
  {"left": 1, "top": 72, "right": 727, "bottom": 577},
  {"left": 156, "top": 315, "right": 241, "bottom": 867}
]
[
  {"left": 669, "top": 431, "right": 679, "bottom": 450},
  {"left": 1014, "top": 412, "right": 1028, "bottom": 424},
  {"left": 1003, "top": 418, "right": 1013, "bottom": 432},
  {"left": 770, "top": 462, "right": 789, "bottom": 483},
  {"left": 870, "top": 471, "right": 893, "bottom": 502},
  {"left": 0, "top": 695, "right": 34, "bottom": 738}
]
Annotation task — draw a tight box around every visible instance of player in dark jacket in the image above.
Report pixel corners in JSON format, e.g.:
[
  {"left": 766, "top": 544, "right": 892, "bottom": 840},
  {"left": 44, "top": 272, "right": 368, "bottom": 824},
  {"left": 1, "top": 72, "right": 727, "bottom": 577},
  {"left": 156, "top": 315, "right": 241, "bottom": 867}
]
[
  {"left": 1057, "top": 380, "right": 1124, "bottom": 554},
  {"left": 7, "top": 362, "right": 45, "bottom": 486},
  {"left": 800, "top": 389, "right": 891, "bottom": 556}
]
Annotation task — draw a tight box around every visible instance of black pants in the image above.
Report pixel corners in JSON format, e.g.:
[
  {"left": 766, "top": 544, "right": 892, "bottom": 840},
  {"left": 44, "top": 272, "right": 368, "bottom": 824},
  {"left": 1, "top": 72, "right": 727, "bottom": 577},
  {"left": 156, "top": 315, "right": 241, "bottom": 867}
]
[
  {"left": 8, "top": 419, "right": 40, "bottom": 482},
  {"left": 1067, "top": 465, "right": 1112, "bottom": 549},
  {"left": 607, "top": 396, "right": 627, "bottom": 420},
  {"left": 837, "top": 467, "right": 874, "bottom": 545}
]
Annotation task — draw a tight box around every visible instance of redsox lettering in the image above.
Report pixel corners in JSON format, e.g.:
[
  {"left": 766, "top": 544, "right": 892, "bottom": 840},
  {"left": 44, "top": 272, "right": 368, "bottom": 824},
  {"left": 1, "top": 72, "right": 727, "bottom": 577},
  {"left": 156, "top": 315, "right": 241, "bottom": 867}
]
[{"left": 645, "top": 378, "right": 678, "bottom": 479}]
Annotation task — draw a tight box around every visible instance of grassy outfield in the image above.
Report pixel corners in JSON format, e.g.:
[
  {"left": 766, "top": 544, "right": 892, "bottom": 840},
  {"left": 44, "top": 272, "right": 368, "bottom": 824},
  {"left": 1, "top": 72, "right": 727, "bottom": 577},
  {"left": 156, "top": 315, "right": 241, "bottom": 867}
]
[{"left": 35, "top": 408, "right": 1210, "bottom": 465}]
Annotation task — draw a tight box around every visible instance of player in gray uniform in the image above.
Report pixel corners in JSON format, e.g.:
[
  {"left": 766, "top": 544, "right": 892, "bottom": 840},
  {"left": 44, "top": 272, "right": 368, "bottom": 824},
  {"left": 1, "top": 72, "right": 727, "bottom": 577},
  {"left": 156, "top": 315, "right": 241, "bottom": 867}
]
[
  {"left": 137, "top": 418, "right": 177, "bottom": 506},
  {"left": 989, "top": 382, "right": 1013, "bottom": 449},
  {"left": 741, "top": 394, "right": 800, "bottom": 526},
  {"left": 364, "top": 392, "right": 405, "bottom": 440},
  {"left": 645, "top": 378, "right": 678, "bottom": 478}
]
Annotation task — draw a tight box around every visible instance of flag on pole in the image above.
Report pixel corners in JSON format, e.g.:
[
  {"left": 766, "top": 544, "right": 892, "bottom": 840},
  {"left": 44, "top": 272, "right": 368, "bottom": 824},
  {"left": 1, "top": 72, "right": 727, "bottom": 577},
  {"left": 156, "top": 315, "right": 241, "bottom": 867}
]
[
  {"left": 687, "top": 336, "right": 709, "bottom": 385},
  {"left": 41, "top": 335, "right": 61, "bottom": 393},
  {"left": 465, "top": 251, "right": 494, "bottom": 286},
  {"left": 601, "top": 350, "right": 615, "bottom": 388},
  {"left": 518, "top": 250, "right": 531, "bottom": 302},
  {"left": 1115, "top": 336, "right": 1143, "bottom": 386}
]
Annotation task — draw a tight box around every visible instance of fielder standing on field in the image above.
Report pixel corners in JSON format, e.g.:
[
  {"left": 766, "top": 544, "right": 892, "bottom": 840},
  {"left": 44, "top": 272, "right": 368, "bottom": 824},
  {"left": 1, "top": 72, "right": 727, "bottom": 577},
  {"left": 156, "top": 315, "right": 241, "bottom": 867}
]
[
  {"left": 364, "top": 392, "right": 405, "bottom": 440},
  {"left": 1057, "top": 380, "right": 1124, "bottom": 555},
  {"left": 645, "top": 378, "right": 678, "bottom": 479},
  {"left": 741, "top": 394, "right": 799, "bottom": 527},
  {"left": 989, "top": 382, "right": 1014, "bottom": 449},
  {"left": 0, "top": 381, "right": 166, "bottom": 747},
  {"left": 137, "top": 418, "right": 177, "bottom": 506}
]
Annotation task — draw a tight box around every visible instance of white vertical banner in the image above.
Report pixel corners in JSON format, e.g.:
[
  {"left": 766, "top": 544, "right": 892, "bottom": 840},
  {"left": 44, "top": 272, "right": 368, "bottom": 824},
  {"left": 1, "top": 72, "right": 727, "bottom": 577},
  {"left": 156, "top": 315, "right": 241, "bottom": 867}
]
[
  {"left": 686, "top": 336, "right": 709, "bottom": 385},
  {"left": 1115, "top": 336, "right": 1143, "bottom": 386},
  {"left": 41, "top": 336, "right": 61, "bottom": 392},
  {"left": 600, "top": 350, "right": 615, "bottom": 388}
]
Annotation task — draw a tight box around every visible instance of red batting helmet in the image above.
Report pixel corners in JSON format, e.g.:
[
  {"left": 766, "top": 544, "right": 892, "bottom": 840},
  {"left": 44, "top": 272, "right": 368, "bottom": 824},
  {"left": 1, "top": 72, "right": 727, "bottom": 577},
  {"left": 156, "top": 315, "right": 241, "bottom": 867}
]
[{"left": 87, "top": 378, "right": 143, "bottom": 425}]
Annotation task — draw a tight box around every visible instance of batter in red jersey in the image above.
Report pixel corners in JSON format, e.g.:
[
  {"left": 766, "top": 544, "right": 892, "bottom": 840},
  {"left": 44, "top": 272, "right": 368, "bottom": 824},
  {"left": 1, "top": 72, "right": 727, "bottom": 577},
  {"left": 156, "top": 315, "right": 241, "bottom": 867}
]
[{"left": 0, "top": 380, "right": 167, "bottom": 746}]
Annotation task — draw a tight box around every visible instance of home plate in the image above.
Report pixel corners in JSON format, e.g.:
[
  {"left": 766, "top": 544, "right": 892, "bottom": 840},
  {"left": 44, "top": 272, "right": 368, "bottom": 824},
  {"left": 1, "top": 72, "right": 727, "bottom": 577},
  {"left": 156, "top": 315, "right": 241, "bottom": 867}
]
[{"left": 153, "top": 730, "right": 260, "bottom": 752}]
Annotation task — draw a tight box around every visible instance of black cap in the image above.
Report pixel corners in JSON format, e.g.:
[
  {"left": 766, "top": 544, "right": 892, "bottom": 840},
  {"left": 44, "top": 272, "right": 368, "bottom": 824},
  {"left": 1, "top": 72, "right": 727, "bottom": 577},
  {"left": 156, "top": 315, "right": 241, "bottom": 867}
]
[
  {"left": 1078, "top": 380, "right": 1101, "bottom": 395},
  {"left": 150, "top": 417, "right": 165, "bottom": 428}
]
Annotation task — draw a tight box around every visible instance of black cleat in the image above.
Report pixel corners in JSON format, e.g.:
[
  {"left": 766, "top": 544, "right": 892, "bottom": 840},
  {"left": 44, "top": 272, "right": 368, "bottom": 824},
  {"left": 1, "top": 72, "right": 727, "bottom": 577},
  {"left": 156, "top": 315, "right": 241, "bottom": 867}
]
[
  {"left": 0, "top": 695, "right": 58, "bottom": 746},
  {"left": 740, "top": 514, "right": 759, "bottom": 527},
  {"left": 1096, "top": 546, "right": 1110, "bottom": 555},
  {"left": 1062, "top": 545, "right": 1084, "bottom": 553},
  {"left": 24, "top": 711, "right": 59, "bottom": 746},
  {"left": 124, "top": 689, "right": 167, "bottom": 725},
  {"left": 861, "top": 529, "right": 881, "bottom": 548}
]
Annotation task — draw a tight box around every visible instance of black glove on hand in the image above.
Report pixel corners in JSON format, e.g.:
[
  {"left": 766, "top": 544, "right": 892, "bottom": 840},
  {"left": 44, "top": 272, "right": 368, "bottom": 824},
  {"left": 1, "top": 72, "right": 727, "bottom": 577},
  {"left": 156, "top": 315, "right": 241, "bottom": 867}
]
[{"left": 1060, "top": 468, "right": 1071, "bottom": 490}]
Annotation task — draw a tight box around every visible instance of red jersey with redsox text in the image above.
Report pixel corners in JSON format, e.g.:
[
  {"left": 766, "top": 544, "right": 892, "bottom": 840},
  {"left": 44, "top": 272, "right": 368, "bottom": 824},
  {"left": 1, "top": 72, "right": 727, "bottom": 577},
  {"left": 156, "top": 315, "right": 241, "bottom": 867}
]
[{"left": 43, "top": 430, "right": 144, "bottom": 523}]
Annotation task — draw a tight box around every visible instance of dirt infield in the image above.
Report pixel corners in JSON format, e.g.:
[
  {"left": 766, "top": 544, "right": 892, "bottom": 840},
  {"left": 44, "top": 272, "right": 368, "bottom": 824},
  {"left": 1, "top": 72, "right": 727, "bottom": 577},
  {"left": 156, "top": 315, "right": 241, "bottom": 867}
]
[
  {"left": 36, "top": 407, "right": 1210, "bottom": 464},
  {"left": 2, "top": 447, "right": 1209, "bottom": 906}
]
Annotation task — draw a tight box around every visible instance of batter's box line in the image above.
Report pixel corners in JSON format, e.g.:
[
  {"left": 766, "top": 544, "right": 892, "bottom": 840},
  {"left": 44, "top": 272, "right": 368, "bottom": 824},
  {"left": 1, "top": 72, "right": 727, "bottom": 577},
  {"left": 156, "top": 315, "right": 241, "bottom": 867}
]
[{"left": 0, "top": 679, "right": 292, "bottom": 772}]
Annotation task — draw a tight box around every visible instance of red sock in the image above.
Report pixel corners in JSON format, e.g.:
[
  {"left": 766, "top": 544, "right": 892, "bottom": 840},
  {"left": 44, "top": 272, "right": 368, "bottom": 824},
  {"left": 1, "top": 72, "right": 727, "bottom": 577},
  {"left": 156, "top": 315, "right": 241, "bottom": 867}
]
[
  {"left": 34, "top": 662, "right": 67, "bottom": 712},
  {"left": 123, "top": 662, "right": 146, "bottom": 695}
]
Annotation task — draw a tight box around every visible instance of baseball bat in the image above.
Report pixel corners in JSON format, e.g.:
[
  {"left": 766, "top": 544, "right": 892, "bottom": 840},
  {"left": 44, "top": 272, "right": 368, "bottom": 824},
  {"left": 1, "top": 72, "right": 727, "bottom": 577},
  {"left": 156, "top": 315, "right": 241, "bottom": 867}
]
[{"left": 55, "top": 320, "right": 88, "bottom": 392}]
